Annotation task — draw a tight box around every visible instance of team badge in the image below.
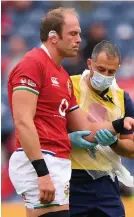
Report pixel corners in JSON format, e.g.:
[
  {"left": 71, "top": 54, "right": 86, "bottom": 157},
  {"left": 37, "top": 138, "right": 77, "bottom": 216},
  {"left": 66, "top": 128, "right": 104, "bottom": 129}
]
[{"left": 67, "top": 79, "right": 72, "bottom": 97}]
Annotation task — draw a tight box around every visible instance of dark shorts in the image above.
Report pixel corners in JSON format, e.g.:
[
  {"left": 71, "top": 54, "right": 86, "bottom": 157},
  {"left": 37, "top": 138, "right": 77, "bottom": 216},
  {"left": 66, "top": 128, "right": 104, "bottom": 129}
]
[{"left": 69, "top": 170, "right": 125, "bottom": 217}]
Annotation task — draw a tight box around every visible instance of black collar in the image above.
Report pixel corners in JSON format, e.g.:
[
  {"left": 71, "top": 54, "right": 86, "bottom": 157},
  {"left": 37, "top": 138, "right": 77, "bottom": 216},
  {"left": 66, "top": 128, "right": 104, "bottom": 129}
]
[
  {"left": 98, "top": 88, "right": 114, "bottom": 104},
  {"left": 98, "top": 88, "right": 109, "bottom": 98}
]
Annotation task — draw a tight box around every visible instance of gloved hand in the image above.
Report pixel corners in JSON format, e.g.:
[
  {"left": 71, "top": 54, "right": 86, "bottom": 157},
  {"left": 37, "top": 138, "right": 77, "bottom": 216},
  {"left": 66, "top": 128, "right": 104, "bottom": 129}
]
[
  {"left": 69, "top": 130, "right": 97, "bottom": 149},
  {"left": 95, "top": 129, "right": 118, "bottom": 146}
]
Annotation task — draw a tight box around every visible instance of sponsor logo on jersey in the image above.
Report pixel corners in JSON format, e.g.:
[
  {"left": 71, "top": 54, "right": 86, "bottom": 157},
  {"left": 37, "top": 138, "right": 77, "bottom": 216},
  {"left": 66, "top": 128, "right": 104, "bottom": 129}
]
[
  {"left": 67, "top": 79, "right": 72, "bottom": 97},
  {"left": 20, "top": 78, "right": 27, "bottom": 84},
  {"left": 51, "top": 77, "right": 59, "bottom": 86},
  {"left": 28, "top": 79, "right": 36, "bottom": 87}
]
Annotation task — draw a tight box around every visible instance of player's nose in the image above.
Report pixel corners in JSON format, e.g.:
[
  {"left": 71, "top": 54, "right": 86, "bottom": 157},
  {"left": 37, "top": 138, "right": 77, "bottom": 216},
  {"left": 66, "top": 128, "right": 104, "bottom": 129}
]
[{"left": 75, "top": 34, "right": 82, "bottom": 44}]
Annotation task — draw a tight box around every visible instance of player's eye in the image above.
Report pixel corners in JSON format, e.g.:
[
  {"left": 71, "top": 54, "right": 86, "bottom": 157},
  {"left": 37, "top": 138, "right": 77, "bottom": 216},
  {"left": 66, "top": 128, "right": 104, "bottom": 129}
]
[{"left": 71, "top": 32, "right": 77, "bottom": 36}]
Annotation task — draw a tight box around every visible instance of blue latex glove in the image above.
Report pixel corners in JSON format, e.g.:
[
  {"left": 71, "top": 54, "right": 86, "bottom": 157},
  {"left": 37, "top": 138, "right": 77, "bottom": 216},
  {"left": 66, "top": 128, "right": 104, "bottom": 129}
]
[
  {"left": 69, "top": 130, "right": 97, "bottom": 149},
  {"left": 95, "top": 129, "right": 118, "bottom": 146}
]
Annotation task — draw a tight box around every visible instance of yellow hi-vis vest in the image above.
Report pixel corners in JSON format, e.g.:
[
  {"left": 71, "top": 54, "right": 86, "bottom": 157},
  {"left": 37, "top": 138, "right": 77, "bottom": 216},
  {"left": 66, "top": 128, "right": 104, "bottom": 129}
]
[{"left": 70, "top": 74, "right": 125, "bottom": 171}]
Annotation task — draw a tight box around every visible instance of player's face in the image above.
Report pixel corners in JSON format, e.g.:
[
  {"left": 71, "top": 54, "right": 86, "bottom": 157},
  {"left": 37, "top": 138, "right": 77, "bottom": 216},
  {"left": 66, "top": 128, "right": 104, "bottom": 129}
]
[
  {"left": 88, "top": 51, "right": 120, "bottom": 77},
  {"left": 56, "top": 14, "right": 81, "bottom": 57}
]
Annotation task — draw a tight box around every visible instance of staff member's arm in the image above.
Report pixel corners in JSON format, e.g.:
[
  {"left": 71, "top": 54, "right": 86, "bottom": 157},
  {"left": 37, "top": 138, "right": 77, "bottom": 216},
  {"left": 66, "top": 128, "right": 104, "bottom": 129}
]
[{"left": 11, "top": 58, "right": 55, "bottom": 204}]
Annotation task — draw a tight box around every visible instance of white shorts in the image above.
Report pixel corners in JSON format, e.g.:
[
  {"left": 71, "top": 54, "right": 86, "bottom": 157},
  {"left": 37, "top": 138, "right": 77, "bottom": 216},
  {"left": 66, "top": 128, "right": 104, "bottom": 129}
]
[{"left": 9, "top": 150, "right": 71, "bottom": 209}]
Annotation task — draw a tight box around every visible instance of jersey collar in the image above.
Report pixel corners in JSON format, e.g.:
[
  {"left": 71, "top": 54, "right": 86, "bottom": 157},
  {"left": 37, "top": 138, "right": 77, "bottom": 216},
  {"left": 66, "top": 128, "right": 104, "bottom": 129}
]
[{"left": 41, "top": 44, "right": 51, "bottom": 58}]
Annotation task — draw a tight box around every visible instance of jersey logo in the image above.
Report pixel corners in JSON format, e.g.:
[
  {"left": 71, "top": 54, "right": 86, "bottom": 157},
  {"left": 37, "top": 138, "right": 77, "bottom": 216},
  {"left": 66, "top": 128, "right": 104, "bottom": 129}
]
[
  {"left": 28, "top": 79, "right": 36, "bottom": 87},
  {"left": 51, "top": 77, "right": 59, "bottom": 86},
  {"left": 20, "top": 78, "right": 27, "bottom": 84},
  {"left": 59, "top": 98, "right": 69, "bottom": 117}
]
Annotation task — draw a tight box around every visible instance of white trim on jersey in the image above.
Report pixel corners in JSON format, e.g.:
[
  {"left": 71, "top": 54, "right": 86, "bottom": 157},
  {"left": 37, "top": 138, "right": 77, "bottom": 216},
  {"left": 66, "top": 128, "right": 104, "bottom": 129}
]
[
  {"left": 69, "top": 105, "right": 79, "bottom": 112},
  {"left": 13, "top": 86, "right": 39, "bottom": 95},
  {"left": 16, "top": 148, "right": 56, "bottom": 156},
  {"left": 41, "top": 44, "right": 51, "bottom": 58}
]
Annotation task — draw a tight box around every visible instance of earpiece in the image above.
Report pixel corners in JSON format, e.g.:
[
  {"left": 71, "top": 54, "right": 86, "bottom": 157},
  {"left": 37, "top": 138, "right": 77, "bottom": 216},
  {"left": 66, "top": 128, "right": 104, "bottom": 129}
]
[{"left": 48, "top": 30, "right": 57, "bottom": 38}]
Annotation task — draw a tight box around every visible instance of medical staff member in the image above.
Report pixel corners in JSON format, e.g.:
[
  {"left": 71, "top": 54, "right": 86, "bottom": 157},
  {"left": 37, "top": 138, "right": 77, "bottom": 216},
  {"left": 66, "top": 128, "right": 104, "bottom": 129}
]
[{"left": 69, "top": 40, "right": 134, "bottom": 217}]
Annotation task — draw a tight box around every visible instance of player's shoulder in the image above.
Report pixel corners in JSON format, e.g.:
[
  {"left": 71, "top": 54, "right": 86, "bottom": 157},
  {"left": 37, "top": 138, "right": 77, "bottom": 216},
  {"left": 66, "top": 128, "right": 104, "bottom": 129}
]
[
  {"left": 11, "top": 48, "right": 45, "bottom": 70},
  {"left": 60, "top": 67, "right": 74, "bottom": 83},
  {"left": 8, "top": 48, "right": 45, "bottom": 81},
  {"left": 24, "top": 47, "right": 48, "bottom": 63}
]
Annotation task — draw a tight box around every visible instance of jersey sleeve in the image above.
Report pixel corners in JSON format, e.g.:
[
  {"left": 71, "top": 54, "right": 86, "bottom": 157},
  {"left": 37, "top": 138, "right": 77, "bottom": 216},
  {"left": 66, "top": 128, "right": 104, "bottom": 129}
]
[
  {"left": 68, "top": 79, "right": 79, "bottom": 112},
  {"left": 11, "top": 57, "right": 43, "bottom": 95},
  {"left": 121, "top": 91, "right": 134, "bottom": 135}
]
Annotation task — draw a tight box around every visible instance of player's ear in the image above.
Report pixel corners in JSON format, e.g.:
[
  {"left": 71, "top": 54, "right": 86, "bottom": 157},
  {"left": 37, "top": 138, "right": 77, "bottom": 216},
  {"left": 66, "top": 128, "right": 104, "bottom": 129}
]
[
  {"left": 48, "top": 30, "right": 58, "bottom": 44},
  {"left": 87, "top": 58, "right": 91, "bottom": 70}
]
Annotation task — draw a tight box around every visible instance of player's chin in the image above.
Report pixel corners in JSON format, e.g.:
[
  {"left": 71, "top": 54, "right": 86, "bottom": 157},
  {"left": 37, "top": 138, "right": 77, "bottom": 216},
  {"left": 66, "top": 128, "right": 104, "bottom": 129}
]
[{"left": 67, "top": 51, "right": 78, "bottom": 57}]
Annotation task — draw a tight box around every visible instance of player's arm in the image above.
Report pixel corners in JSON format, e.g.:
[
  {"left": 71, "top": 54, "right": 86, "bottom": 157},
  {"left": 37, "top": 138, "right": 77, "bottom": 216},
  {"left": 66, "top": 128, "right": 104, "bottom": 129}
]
[
  {"left": 67, "top": 108, "right": 133, "bottom": 142},
  {"left": 12, "top": 90, "right": 43, "bottom": 161},
  {"left": 11, "top": 58, "right": 55, "bottom": 203},
  {"left": 11, "top": 58, "right": 46, "bottom": 163}
]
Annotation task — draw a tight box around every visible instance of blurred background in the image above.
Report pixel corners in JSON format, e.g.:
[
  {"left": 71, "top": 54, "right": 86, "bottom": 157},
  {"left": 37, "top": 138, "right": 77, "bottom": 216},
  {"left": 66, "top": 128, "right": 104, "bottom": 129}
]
[{"left": 1, "top": 1, "right": 134, "bottom": 217}]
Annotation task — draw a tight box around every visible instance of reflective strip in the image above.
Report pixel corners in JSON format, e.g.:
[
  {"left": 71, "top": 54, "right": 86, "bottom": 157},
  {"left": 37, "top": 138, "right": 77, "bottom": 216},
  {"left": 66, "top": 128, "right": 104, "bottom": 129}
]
[{"left": 13, "top": 86, "right": 39, "bottom": 95}]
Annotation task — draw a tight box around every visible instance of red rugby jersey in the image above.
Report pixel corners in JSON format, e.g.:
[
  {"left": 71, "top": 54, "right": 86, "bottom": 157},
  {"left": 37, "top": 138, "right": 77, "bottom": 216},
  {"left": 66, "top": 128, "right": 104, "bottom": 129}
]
[{"left": 8, "top": 47, "right": 79, "bottom": 159}]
